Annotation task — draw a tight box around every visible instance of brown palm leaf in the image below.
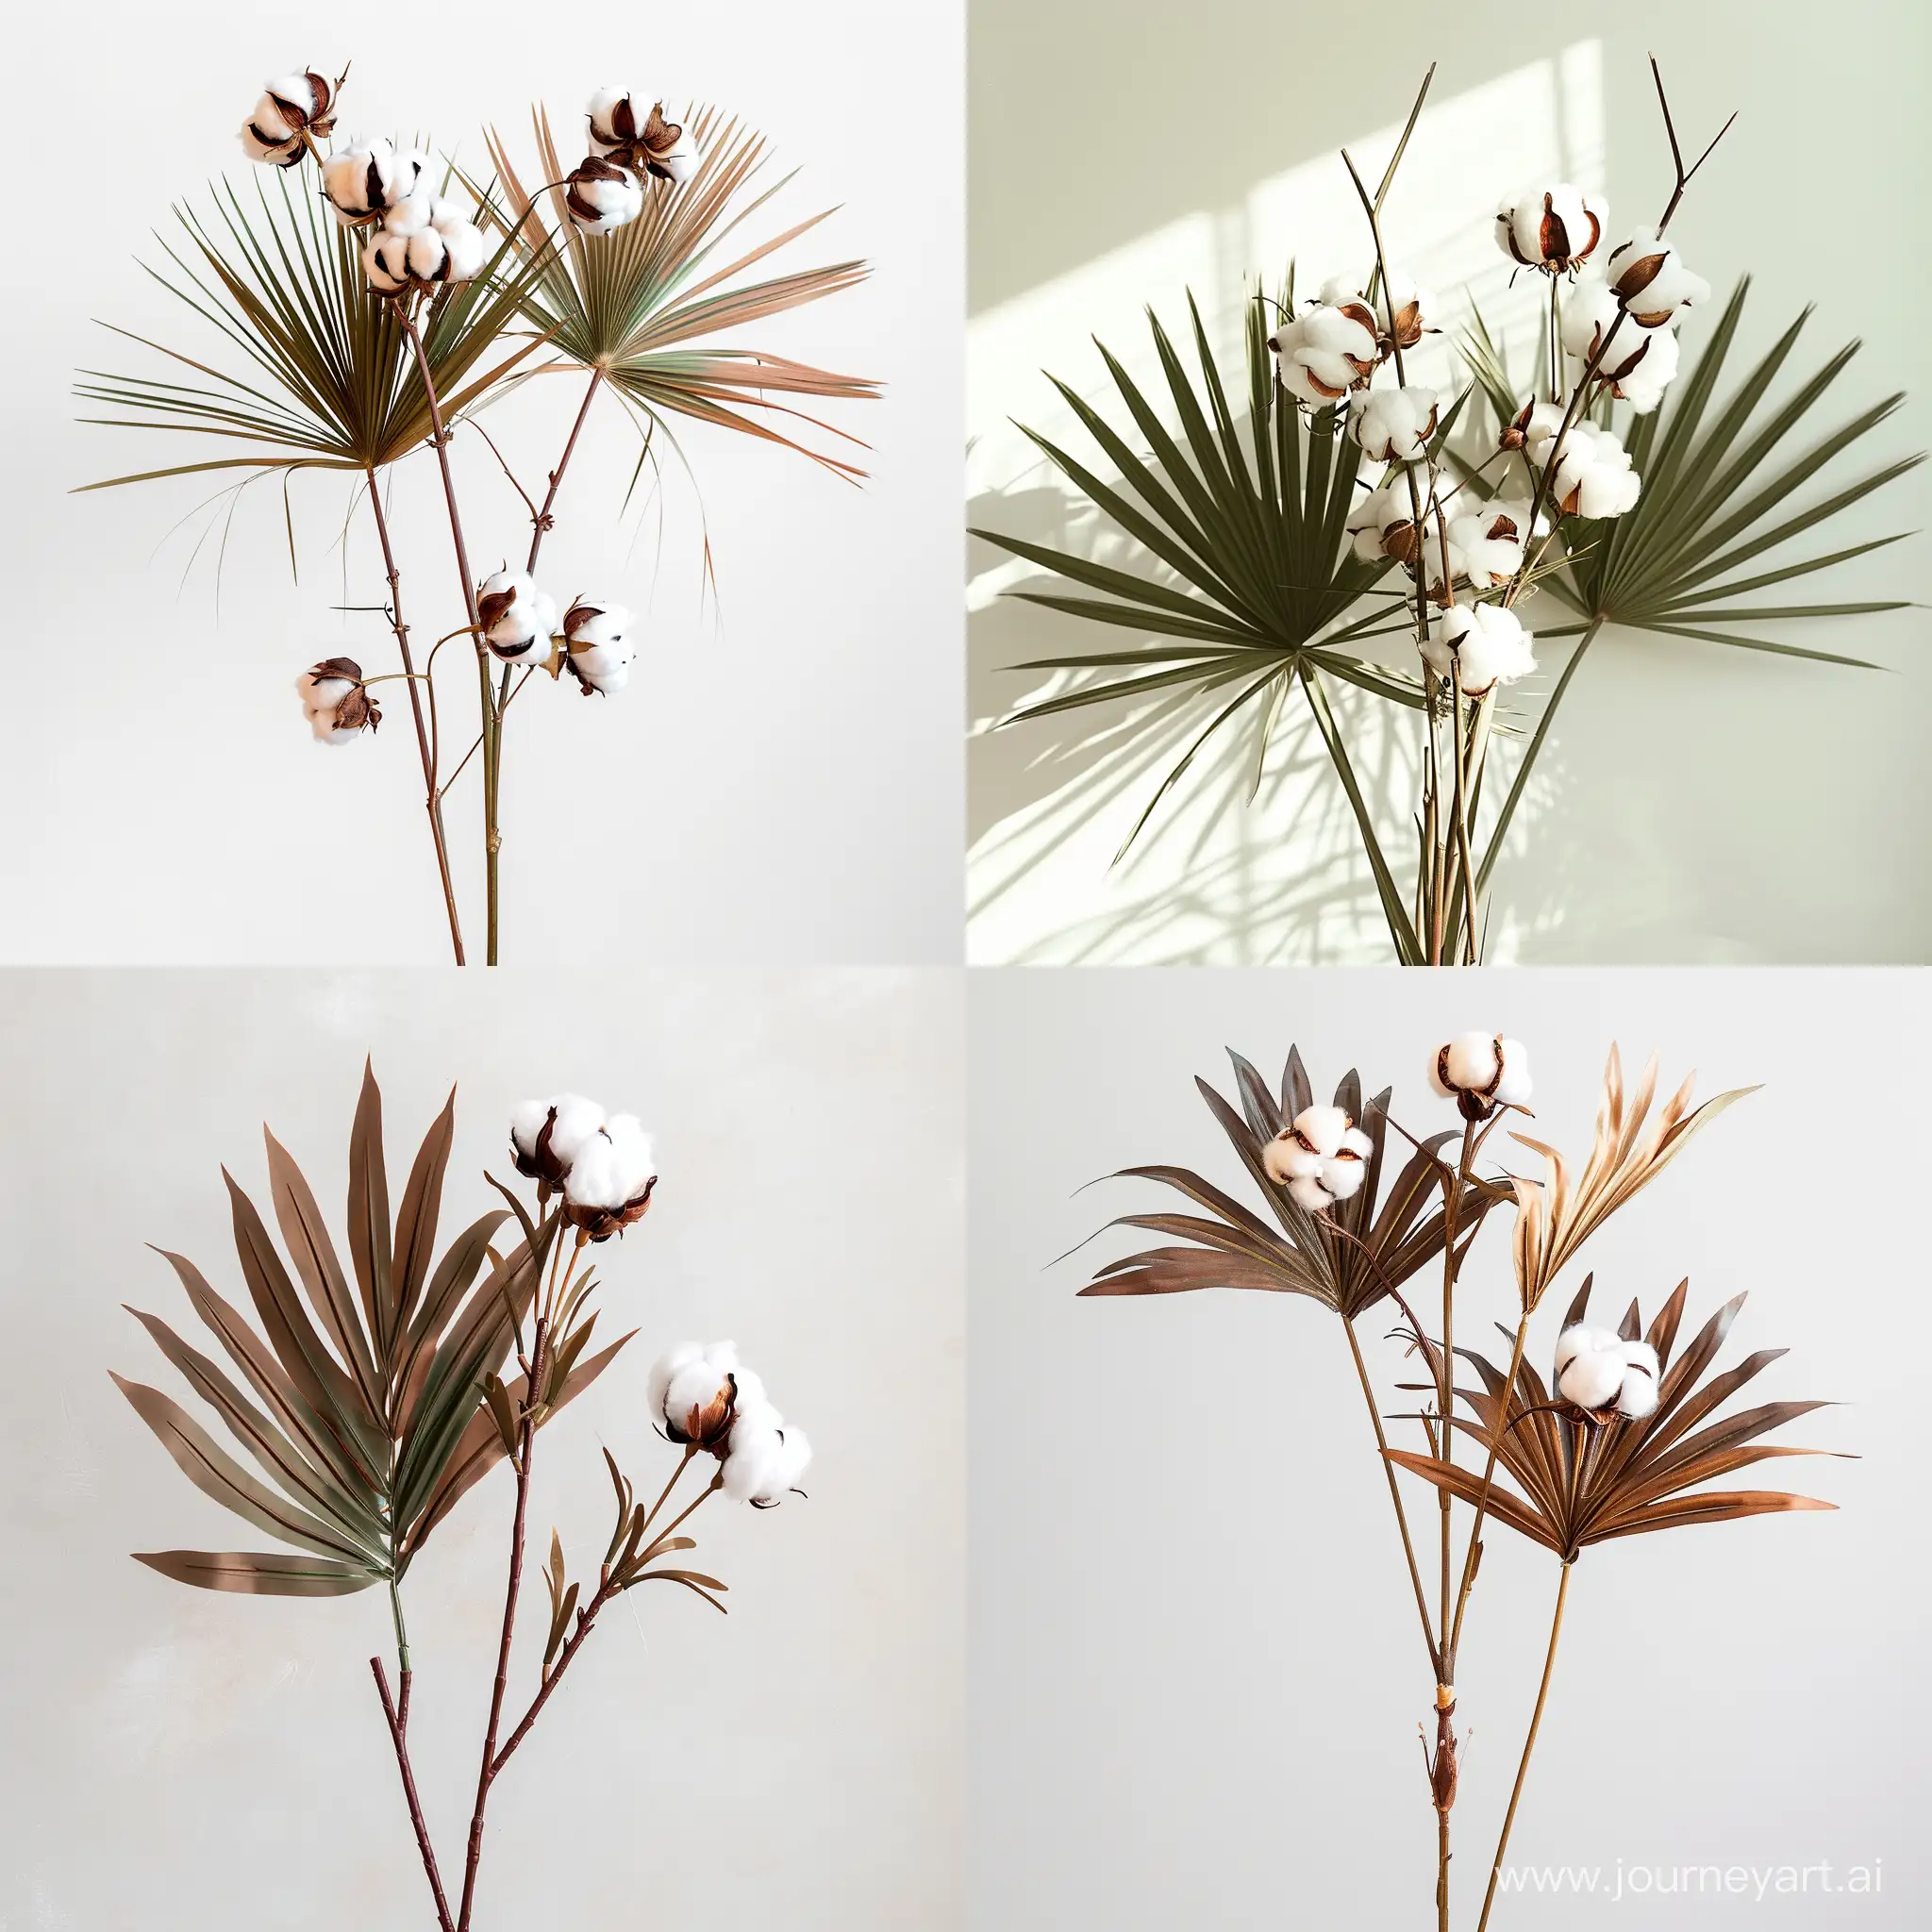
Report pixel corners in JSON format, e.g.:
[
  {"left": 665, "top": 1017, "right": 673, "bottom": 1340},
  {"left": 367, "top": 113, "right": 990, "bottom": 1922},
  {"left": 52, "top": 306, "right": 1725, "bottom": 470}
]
[
  {"left": 1079, "top": 1045, "right": 1481, "bottom": 1319},
  {"left": 1508, "top": 1046, "right": 1756, "bottom": 1314},
  {"left": 116, "top": 1061, "right": 632, "bottom": 1597},
  {"left": 1388, "top": 1275, "right": 1842, "bottom": 1560},
  {"left": 478, "top": 105, "right": 878, "bottom": 480}
]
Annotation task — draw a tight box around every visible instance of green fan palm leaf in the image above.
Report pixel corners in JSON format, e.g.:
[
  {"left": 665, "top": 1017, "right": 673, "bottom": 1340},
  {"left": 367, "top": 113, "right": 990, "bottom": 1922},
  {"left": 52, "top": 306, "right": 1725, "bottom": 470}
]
[{"left": 76, "top": 167, "right": 556, "bottom": 492}]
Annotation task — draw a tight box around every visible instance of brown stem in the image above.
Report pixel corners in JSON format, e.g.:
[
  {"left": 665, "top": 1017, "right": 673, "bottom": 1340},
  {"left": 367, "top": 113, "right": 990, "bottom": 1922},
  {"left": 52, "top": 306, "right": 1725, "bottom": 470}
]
[
  {"left": 400, "top": 303, "right": 501, "bottom": 966},
  {"left": 364, "top": 471, "right": 466, "bottom": 965},
  {"left": 490, "top": 1578, "right": 614, "bottom": 1776},
  {"left": 1445, "top": 1316, "right": 1533, "bottom": 1673},
  {"left": 456, "top": 1314, "right": 549, "bottom": 1932},
  {"left": 373, "top": 1659, "right": 456, "bottom": 1932},
  {"left": 1476, "top": 1561, "right": 1574, "bottom": 1932},
  {"left": 1343, "top": 1318, "right": 1439, "bottom": 1674},
  {"left": 526, "top": 369, "right": 603, "bottom": 575}
]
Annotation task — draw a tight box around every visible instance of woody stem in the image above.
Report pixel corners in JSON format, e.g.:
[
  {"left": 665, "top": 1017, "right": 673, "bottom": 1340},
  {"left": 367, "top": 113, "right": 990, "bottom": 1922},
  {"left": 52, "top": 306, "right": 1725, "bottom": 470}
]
[
  {"left": 1477, "top": 1561, "right": 1573, "bottom": 1932},
  {"left": 364, "top": 470, "right": 465, "bottom": 964},
  {"left": 400, "top": 303, "right": 500, "bottom": 966}
]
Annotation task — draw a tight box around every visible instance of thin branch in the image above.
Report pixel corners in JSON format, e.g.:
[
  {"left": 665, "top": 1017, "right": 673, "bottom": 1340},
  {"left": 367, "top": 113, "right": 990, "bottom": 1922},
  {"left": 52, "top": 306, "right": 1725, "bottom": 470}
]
[
  {"left": 1476, "top": 1562, "right": 1574, "bottom": 1932},
  {"left": 372, "top": 1659, "right": 455, "bottom": 1932}
]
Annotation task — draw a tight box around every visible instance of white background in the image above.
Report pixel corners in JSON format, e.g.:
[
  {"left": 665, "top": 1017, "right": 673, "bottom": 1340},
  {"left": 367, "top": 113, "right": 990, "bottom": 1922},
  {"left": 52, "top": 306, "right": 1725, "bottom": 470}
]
[
  {"left": 0, "top": 0, "right": 961, "bottom": 964},
  {"left": 970, "top": 967, "right": 1922, "bottom": 1926},
  {"left": 0, "top": 968, "right": 963, "bottom": 1928},
  {"left": 968, "top": 0, "right": 1931, "bottom": 964}
]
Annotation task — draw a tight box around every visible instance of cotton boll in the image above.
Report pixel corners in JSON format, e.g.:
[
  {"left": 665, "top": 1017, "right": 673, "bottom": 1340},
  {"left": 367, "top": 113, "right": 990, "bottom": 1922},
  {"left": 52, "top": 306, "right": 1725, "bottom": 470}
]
[
  {"left": 261, "top": 71, "right": 337, "bottom": 137},
  {"left": 1495, "top": 185, "right": 1608, "bottom": 272},
  {"left": 563, "top": 600, "right": 638, "bottom": 697},
  {"left": 1443, "top": 501, "right": 1530, "bottom": 590},
  {"left": 1607, "top": 229, "right": 1710, "bottom": 327},
  {"left": 564, "top": 156, "right": 646, "bottom": 234},
  {"left": 437, "top": 218, "right": 487, "bottom": 284},
  {"left": 1424, "top": 602, "right": 1536, "bottom": 695},
  {"left": 1261, "top": 1134, "right": 1323, "bottom": 1185},
  {"left": 1429, "top": 1033, "right": 1531, "bottom": 1116},
  {"left": 1605, "top": 324, "right": 1678, "bottom": 413},
  {"left": 383, "top": 190, "right": 437, "bottom": 239},
  {"left": 1555, "top": 1326, "right": 1627, "bottom": 1410},
  {"left": 324, "top": 138, "right": 421, "bottom": 225},
  {"left": 723, "top": 1403, "right": 811, "bottom": 1507},
  {"left": 296, "top": 657, "right": 379, "bottom": 741},
  {"left": 1352, "top": 386, "right": 1439, "bottom": 465},
  {"left": 363, "top": 229, "right": 411, "bottom": 295},
  {"left": 1292, "top": 1104, "right": 1353, "bottom": 1157},
  {"left": 478, "top": 572, "right": 558, "bottom": 663},
  {"left": 242, "top": 96, "right": 306, "bottom": 166},
  {"left": 1490, "top": 1040, "right": 1532, "bottom": 1108},
  {"left": 1523, "top": 413, "right": 1641, "bottom": 521},
  {"left": 1559, "top": 277, "right": 1680, "bottom": 412},
  {"left": 563, "top": 1113, "right": 658, "bottom": 1239},
  {"left": 1288, "top": 1174, "right": 1335, "bottom": 1213},
  {"left": 657, "top": 1341, "right": 744, "bottom": 1448},
  {"left": 1270, "top": 299, "right": 1379, "bottom": 407},
  {"left": 508, "top": 1091, "right": 607, "bottom": 1184},
  {"left": 587, "top": 91, "right": 698, "bottom": 182},
  {"left": 1615, "top": 1341, "right": 1661, "bottom": 1419},
  {"left": 1322, "top": 1159, "right": 1367, "bottom": 1203}
]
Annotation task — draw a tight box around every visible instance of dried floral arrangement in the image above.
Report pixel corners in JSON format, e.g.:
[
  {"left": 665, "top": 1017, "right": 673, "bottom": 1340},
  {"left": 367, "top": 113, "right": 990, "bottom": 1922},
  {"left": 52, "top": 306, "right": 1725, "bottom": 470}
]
[
  {"left": 78, "top": 64, "right": 875, "bottom": 963},
  {"left": 1079, "top": 1034, "right": 1844, "bottom": 1927},
  {"left": 114, "top": 1065, "right": 810, "bottom": 1926},
  {"left": 975, "top": 61, "right": 1919, "bottom": 964}
]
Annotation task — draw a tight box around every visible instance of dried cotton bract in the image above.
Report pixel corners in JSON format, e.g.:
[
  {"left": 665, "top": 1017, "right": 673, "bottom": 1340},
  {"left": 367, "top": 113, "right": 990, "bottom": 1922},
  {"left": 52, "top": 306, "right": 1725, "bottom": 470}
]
[
  {"left": 1428, "top": 1033, "right": 1532, "bottom": 1120},
  {"left": 1494, "top": 184, "right": 1608, "bottom": 273},
  {"left": 1424, "top": 603, "right": 1536, "bottom": 695},
  {"left": 1554, "top": 1325, "right": 1662, "bottom": 1420},
  {"left": 1262, "top": 1104, "right": 1374, "bottom": 1213},
  {"left": 296, "top": 657, "right": 380, "bottom": 743}
]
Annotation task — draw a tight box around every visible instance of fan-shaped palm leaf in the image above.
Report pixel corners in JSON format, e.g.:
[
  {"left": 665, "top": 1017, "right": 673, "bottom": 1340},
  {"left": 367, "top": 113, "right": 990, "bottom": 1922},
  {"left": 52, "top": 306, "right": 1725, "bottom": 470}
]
[
  {"left": 1389, "top": 1275, "right": 1841, "bottom": 1560},
  {"left": 479, "top": 105, "right": 877, "bottom": 480},
  {"left": 76, "top": 166, "right": 554, "bottom": 494},
  {"left": 117, "top": 1062, "right": 630, "bottom": 1596},
  {"left": 974, "top": 287, "right": 1453, "bottom": 955},
  {"left": 1459, "top": 279, "right": 1923, "bottom": 890},
  {"left": 1079, "top": 1043, "right": 1480, "bottom": 1318}
]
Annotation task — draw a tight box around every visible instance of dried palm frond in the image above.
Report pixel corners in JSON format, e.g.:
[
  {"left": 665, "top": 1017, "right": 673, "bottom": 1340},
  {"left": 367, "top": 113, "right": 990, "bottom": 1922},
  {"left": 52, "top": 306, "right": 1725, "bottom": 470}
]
[
  {"left": 1390, "top": 1275, "right": 1841, "bottom": 1559},
  {"left": 76, "top": 168, "right": 552, "bottom": 496},
  {"left": 115, "top": 1062, "right": 631, "bottom": 1596},
  {"left": 1507, "top": 1045, "right": 1755, "bottom": 1314},
  {"left": 1079, "top": 1044, "right": 1479, "bottom": 1318},
  {"left": 479, "top": 106, "right": 877, "bottom": 481}
]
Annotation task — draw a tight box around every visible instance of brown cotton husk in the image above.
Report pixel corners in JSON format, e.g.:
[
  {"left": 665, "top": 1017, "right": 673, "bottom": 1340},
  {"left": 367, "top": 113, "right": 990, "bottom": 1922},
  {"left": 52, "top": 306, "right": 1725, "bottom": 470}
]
[
  {"left": 1507, "top": 1045, "right": 1756, "bottom": 1315},
  {"left": 1389, "top": 1276, "right": 1844, "bottom": 1561}
]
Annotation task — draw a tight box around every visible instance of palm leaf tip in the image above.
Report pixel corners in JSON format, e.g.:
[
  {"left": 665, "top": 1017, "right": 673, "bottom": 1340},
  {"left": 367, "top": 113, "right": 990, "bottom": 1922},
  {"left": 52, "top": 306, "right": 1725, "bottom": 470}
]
[{"left": 1391, "top": 1277, "right": 1845, "bottom": 1561}]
